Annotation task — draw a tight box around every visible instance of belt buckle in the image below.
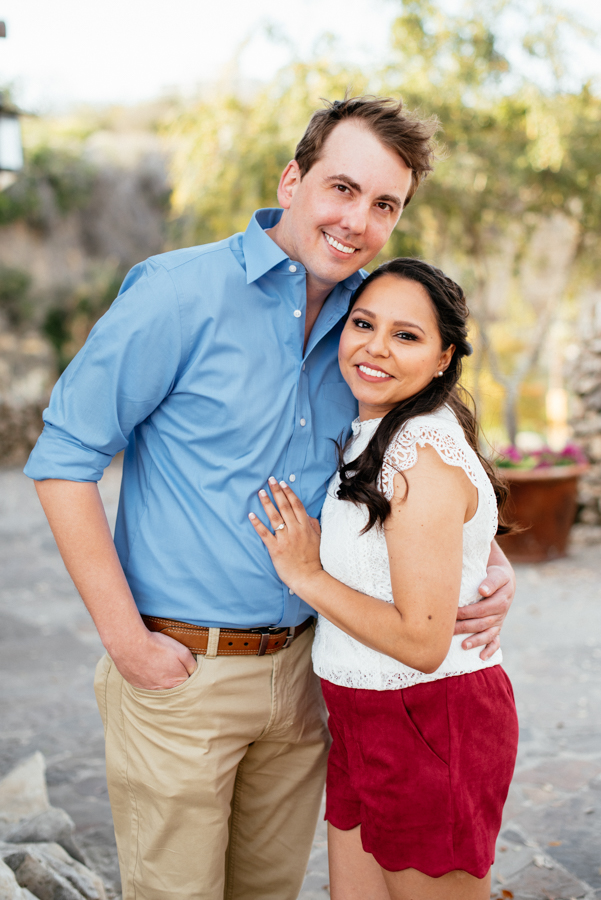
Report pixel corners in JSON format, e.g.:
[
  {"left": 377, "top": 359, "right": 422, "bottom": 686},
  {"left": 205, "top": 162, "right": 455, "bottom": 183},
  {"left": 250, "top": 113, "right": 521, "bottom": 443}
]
[
  {"left": 282, "top": 626, "right": 296, "bottom": 649},
  {"left": 251, "top": 625, "right": 286, "bottom": 657}
]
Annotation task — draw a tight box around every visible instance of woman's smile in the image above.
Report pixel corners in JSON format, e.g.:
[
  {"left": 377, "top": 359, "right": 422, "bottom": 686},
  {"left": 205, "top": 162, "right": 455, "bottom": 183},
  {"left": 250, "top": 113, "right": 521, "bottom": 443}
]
[{"left": 356, "top": 363, "right": 393, "bottom": 382}]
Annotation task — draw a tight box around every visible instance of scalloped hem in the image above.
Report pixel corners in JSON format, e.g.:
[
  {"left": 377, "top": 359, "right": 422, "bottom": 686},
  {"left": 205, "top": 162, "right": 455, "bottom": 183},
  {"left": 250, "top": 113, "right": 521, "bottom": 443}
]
[{"left": 325, "top": 815, "right": 493, "bottom": 879}]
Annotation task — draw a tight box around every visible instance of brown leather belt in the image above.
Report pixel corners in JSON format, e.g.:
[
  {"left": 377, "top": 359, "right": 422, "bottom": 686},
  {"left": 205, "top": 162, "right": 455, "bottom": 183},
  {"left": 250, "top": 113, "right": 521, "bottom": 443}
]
[{"left": 142, "top": 614, "right": 314, "bottom": 657}]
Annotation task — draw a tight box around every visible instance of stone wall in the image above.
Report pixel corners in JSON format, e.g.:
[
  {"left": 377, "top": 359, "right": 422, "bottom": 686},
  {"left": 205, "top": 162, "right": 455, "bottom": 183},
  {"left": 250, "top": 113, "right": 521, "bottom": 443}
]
[
  {"left": 0, "top": 333, "right": 54, "bottom": 466},
  {"left": 0, "top": 131, "right": 170, "bottom": 465},
  {"left": 571, "top": 291, "right": 601, "bottom": 535}
]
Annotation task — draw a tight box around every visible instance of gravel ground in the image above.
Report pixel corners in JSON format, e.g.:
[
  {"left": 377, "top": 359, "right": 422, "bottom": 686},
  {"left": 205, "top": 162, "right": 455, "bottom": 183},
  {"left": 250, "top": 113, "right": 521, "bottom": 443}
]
[{"left": 1, "top": 458, "right": 601, "bottom": 899}]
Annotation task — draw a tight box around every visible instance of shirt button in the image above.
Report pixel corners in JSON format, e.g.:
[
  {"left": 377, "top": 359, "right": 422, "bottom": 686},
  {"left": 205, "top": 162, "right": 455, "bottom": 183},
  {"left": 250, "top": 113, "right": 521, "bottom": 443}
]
[
  {"left": 293, "top": 309, "right": 302, "bottom": 318},
  {"left": 289, "top": 588, "right": 295, "bottom": 595},
  {"left": 289, "top": 474, "right": 296, "bottom": 482},
  {"left": 302, "top": 363, "right": 306, "bottom": 371},
  {"left": 300, "top": 418, "right": 306, "bottom": 427},
  {"left": 289, "top": 264, "right": 297, "bottom": 272}
]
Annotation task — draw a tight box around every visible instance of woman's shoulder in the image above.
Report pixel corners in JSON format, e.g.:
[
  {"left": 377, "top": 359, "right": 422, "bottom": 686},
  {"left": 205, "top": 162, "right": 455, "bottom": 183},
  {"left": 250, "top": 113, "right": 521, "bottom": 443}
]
[
  {"left": 391, "top": 404, "right": 465, "bottom": 447},
  {"left": 380, "top": 405, "right": 484, "bottom": 500}
]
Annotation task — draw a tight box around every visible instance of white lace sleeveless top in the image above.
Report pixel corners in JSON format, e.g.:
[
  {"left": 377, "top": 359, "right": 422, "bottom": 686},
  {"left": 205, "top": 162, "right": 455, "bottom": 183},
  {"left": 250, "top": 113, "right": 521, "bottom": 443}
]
[{"left": 312, "top": 405, "right": 503, "bottom": 690}]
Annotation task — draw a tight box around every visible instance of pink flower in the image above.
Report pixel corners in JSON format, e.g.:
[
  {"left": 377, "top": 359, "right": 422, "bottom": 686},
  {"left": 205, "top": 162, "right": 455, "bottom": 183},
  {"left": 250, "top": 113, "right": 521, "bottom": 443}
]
[{"left": 496, "top": 443, "right": 588, "bottom": 469}]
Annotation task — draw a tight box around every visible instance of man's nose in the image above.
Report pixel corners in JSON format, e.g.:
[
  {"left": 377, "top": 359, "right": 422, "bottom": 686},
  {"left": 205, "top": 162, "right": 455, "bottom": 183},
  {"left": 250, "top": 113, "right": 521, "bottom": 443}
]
[{"left": 339, "top": 200, "right": 369, "bottom": 236}]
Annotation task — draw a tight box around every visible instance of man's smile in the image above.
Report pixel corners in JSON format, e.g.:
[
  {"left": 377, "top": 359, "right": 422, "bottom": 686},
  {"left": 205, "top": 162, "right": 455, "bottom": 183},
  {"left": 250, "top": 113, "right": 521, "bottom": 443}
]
[{"left": 323, "top": 231, "right": 357, "bottom": 255}]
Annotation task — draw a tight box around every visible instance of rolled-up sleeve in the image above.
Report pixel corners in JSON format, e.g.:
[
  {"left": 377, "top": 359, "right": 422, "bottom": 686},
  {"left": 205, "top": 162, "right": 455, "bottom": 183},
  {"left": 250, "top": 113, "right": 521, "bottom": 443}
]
[{"left": 24, "top": 261, "right": 183, "bottom": 482}]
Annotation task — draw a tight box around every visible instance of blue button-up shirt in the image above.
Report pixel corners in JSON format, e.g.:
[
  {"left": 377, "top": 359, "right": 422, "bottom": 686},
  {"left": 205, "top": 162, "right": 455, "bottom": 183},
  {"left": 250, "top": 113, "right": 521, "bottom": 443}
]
[{"left": 25, "top": 209, "right": 363, "bottom": 628}]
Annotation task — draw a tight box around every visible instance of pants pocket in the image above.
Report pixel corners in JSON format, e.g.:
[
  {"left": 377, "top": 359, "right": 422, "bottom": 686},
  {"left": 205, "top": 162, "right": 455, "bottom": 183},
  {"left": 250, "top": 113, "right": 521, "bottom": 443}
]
[
  {"left": 122, "top": 653, "right": 205, "bottom": 704},
  {"left": 93, "top": 652, "right": 112, "bottom": 736}
]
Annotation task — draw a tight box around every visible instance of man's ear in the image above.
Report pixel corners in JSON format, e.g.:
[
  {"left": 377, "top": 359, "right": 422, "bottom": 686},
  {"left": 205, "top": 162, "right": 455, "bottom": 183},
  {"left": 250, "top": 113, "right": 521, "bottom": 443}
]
[{"left": 277, "top": 160, "right": 302, "bottom": 210}]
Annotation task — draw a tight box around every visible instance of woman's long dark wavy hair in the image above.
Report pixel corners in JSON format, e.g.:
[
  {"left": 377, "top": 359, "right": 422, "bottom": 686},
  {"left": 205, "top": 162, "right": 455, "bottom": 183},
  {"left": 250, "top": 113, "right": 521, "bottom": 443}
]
[{"left": 337, "top": 258, "right": 512, "bottom": 535}]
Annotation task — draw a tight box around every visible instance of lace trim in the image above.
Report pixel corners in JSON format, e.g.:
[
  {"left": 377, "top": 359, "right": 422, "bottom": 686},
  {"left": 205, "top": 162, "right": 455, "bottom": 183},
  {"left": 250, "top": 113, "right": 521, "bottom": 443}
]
[
  {"left": 379, "top": 422, "right": 482, "bottom": 501},
  {"left": 314, "top": 658, "right": 502, "bottom": 691}
]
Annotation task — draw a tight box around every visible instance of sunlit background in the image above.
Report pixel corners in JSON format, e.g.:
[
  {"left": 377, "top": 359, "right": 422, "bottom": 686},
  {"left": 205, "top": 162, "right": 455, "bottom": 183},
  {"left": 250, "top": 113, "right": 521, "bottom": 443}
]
[
  {"left": 1, "top": 0, "right": 599, "bottom": 110},
  {"left": 1, "top": 0, "right": 601, "bottom": 524}
]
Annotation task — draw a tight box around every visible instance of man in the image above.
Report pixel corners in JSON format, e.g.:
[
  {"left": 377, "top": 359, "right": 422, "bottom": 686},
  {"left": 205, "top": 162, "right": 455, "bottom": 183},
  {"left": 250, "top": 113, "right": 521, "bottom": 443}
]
[{"left": 25, "top": 97, "right": 514, "bottom": 900}]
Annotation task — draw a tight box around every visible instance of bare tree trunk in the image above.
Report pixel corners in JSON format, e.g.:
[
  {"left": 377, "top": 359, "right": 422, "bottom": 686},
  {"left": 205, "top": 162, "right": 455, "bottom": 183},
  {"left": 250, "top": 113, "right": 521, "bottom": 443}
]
[
  {"left": 476, "top": 301, "right": 555, "bottom": 445},
  {"left": 504, "top": 383, "right": 519, "bottom": 445},
  {"left": 471, "top": 331, "right": 484, "bottom": 415}
]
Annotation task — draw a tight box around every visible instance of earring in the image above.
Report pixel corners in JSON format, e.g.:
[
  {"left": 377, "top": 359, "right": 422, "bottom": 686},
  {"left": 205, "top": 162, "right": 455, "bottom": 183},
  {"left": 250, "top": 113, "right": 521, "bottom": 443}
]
[{"left": 437, "top": 371, "right": 444, "bottom": 377}]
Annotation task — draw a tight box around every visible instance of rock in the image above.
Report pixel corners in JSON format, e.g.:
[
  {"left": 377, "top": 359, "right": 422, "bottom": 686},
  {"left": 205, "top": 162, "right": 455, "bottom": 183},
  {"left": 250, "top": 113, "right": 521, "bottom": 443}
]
[
  {"left": 0, "top": 859, "right": 36, "bottom": 900},
  {"left": 5, "top": 809, "right": 86, "bottom": 865},
  {"left": 499, "top": 857, "right": 592, "bottom": 899},
  {"left": 0, "top": 843, "right": 106, "bottom": 900},
  {"left": 0, "top": 756, "right": 49, "bottom": 825},
  {"left": 3, "top": 849, "right": 82, "bottom": 900}
]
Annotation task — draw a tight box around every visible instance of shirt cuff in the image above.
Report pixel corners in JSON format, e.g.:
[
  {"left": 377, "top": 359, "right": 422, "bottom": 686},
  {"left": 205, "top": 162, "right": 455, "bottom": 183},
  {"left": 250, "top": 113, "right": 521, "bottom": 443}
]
[{"left": 24, "top": 424, "right": 115, "bottom": 482}]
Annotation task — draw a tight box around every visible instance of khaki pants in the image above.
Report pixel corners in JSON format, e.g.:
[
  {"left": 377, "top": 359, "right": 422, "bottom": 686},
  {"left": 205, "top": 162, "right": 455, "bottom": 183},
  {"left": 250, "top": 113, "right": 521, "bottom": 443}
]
[{"left": 94, "top": 626, "right": 329, "bottom": 900}]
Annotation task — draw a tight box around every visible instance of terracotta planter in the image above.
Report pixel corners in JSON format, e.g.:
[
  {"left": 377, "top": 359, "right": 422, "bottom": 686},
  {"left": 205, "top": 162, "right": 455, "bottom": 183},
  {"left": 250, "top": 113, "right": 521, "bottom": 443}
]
[{"left": 496, "top": 464, "right": 588, "bottom": 563}]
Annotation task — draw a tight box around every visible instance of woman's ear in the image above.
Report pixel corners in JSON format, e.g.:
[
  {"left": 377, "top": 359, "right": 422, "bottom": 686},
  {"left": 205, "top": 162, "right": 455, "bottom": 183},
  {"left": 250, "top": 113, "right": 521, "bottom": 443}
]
[{"left": 437, "top": 344, "right": 456, "bottom": 375}]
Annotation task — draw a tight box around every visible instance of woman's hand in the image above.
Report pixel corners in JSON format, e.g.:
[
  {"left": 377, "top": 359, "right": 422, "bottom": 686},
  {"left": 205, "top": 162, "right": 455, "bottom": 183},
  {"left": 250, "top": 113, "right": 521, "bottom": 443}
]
[{"left": 249, "top": 477, "right": 323, "bottom": 595}]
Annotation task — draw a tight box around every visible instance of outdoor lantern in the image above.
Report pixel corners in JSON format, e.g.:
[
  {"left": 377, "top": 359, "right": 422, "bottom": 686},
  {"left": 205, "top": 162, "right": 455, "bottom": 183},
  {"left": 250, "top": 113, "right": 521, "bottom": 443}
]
[
  {"left": 0, "top": 99, "right": 23, "bottom": 173},
  {"left": 0, "top": 22, "right": 24, "bottom": 190}
]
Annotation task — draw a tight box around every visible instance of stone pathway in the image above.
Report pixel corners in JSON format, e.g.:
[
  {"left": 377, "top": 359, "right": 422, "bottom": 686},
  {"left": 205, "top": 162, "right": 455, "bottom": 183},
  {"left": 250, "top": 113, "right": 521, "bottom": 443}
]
[{"left": 1, "top": 459, "right": 601, "bottom": 899}]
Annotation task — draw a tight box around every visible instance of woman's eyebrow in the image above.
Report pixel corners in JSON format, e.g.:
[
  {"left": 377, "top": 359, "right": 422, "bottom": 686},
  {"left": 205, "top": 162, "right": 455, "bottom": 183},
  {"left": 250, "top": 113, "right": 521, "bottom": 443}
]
[
  {"left": 393, "top": 319, "right": 425, "bottom": 335},
  {"left": 352, "top": 307, "right": 425, "bottom": 335}
]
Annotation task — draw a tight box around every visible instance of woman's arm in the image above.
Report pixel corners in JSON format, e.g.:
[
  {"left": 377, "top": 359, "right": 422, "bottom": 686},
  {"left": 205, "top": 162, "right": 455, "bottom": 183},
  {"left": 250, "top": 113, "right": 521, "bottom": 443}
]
[{"left": 250, "top": 445, "right": 473, "bottom": 674}]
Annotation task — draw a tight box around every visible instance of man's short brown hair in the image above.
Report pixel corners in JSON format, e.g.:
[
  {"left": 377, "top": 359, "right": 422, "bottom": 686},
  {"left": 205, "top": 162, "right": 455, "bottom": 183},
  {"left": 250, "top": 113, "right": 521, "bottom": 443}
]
[{"left": 295, "top": 96, "right": 439, "bottom": 207}]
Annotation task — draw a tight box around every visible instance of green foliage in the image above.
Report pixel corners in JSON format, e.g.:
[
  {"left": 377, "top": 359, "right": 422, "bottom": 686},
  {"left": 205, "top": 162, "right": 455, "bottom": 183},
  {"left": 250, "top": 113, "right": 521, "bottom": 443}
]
[
  {"left": 0, "top": 144, "right": 95, "bottom": 228},
  {"left": 43, "top": 268, "right": 124, "bottom": 373},
  {"left": 0, "top": 266, "right": 32, "bottom": 328},
  {"left": 0, "top": 176, "right": 39, "bottom": 227},
  {"left": 29, "top": 145, "right": 95, "bottom": 215},
  {"left": 42, "top": 307, "right": 72, "bottom": 372}
]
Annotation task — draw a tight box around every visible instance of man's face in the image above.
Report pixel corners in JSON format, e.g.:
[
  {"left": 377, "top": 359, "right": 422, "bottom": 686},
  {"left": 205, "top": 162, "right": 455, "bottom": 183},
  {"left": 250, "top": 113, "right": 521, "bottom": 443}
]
[{"left": 277, "top": 121, "right": 413, "bottom": 289}]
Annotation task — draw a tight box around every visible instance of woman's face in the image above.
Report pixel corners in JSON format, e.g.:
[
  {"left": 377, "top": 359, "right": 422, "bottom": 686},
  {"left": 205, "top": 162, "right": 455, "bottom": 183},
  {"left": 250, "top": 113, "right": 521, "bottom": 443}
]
[{"left": 338, "top": 274, "right": 456, "bottom": 421}]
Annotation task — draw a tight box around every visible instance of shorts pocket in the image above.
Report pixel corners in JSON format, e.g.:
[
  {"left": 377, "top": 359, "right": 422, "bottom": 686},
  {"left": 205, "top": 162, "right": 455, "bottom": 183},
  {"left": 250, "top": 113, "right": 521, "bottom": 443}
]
[{"left": 401, "top": 681, "right": 450, "bottom": 768}]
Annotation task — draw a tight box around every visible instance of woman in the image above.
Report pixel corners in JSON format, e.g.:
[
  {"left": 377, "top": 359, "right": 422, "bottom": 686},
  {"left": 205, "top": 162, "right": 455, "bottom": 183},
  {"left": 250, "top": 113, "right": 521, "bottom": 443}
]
[{"left": 249, "top": 258, "right": 518, "bottom": 900}]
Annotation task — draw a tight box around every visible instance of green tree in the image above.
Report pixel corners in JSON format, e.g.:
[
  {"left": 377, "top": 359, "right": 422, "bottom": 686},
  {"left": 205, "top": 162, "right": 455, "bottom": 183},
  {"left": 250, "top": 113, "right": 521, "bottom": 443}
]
[{"left": 164, "top": 0, "right": 601, "bottom": 444}]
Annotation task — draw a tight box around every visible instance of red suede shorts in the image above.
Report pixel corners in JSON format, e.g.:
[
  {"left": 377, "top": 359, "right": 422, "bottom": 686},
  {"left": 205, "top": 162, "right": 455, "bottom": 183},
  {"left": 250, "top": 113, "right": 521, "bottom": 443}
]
[{"left": 321, "top": 666, "right": 518, "bottom": 878}]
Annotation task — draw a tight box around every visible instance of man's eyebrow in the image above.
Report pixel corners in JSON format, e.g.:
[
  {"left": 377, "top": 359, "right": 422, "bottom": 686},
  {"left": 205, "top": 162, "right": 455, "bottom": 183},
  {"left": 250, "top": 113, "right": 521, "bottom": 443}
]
[
  {"left": 377, "top": 193, "right": 403, "bottom": 208},
  {"left": 324, "top": 175, "right": 402, "bottom": 209},
  {"left": 352, "top": 308, "right": 425, "bottom": 335},
  {"left": 324, "top": 174, "right": 362, "bottom": 192}
]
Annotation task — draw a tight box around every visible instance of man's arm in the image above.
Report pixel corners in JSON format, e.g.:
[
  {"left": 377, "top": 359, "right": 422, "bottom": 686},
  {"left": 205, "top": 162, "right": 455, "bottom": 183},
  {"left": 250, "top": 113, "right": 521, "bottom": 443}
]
[
  {"left": 454, "top": 539, "right": 516, "bottom": 661},
  {"left": 35, "top": 479, "right": 196, "bottom": 690}
]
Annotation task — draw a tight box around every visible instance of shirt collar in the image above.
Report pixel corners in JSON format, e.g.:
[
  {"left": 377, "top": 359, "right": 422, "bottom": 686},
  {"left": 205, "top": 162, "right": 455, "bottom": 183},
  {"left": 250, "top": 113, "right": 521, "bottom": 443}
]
[
  {"left": 242, "top": 208, "right": 366, "bottom": 293},
  {"left": 243, "top": 209, "right": 288, "bottom": 284}
]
